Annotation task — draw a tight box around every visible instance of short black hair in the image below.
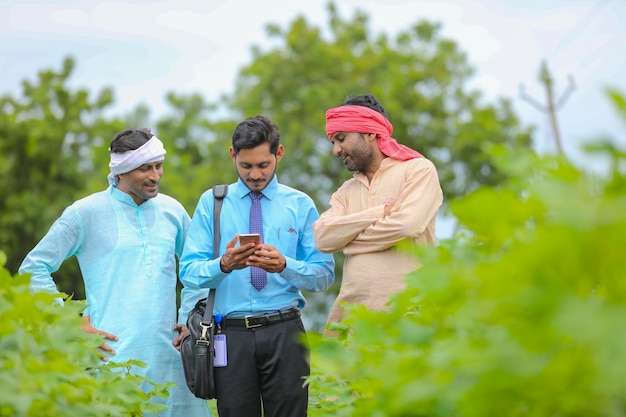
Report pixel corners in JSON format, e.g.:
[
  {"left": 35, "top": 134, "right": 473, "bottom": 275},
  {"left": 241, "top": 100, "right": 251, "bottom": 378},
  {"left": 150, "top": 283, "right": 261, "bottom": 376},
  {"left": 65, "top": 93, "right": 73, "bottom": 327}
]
[
  {"left": 231, "top": 116, "right": 280, "bottom": 155},
  {"left": 341, "top": 94, "right": 388, "bottom": 118},
  {"left": 109, "top": 128, "right": 153, "bottom": 153}
]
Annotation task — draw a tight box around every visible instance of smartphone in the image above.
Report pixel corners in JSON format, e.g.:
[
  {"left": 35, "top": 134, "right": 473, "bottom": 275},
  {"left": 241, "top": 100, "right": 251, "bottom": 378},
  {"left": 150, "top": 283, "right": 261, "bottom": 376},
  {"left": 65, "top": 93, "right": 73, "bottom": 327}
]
[{"left": 239, "top": 233, "right": 261, "bottom": 245}]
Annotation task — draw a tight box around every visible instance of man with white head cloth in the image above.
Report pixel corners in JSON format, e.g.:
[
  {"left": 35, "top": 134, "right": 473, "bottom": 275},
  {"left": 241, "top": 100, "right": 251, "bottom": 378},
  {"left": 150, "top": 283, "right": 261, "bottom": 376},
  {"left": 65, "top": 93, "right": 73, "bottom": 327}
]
[{"left": 19, "top": 128, "right": 212, "bottom": 417}]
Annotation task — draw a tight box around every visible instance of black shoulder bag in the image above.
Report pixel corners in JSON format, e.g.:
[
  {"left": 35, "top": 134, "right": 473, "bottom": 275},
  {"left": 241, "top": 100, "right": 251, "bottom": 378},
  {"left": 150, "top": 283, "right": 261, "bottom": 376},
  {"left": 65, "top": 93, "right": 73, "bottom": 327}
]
[{"left": 180, "top": 184, "right": 228, "bottom": 400}]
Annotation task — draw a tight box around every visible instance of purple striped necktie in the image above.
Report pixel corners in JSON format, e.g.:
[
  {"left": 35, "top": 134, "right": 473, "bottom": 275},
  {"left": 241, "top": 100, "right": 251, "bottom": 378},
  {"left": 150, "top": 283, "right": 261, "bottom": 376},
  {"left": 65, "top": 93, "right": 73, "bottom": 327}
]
[{"left": 249, "top": 191, "right": 266, "bottom": 290}]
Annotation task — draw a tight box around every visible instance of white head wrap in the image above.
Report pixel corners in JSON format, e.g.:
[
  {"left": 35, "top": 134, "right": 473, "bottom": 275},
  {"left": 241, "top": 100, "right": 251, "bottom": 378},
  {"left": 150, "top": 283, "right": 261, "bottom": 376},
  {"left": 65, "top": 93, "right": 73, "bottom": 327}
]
[{"left": 107, "top": 136, "right": 167, "bottom": 185}]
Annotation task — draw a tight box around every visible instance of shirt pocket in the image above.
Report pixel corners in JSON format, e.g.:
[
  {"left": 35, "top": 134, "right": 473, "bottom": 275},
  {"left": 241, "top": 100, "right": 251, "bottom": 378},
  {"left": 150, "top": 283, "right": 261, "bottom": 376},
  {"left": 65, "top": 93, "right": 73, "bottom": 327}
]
[{"left": 270, "top": 225, "right": 299, "bottom": 259}]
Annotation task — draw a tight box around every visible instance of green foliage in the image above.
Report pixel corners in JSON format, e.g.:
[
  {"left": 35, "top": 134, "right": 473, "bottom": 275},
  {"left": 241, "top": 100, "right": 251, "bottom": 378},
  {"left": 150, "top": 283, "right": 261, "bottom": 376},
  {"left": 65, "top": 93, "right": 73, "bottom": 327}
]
[
  {"left": 0, "top": 57, "right": 124, "bottom": 294},
  {"left": 153, "top": 92, "right": 235, "bottom": 212},
  {"left": 0, "top": 257, "right": 171, "bottom": 417},
  {"left": 306, "top": 138, "right": 626, "bottom": 414},
  {"left": 2, "top": 4, "right": 536, "bottom": 322},
  {"left": 205, "top": 3, "right": 535, "bottom": 309},
  {"left": 223, "top": 1, "right": 533, "bottom": 207}
]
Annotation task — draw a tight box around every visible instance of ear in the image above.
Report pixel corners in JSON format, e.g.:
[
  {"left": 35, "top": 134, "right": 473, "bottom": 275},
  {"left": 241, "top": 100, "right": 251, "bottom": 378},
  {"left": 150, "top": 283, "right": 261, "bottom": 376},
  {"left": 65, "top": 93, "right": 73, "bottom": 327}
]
[
  {"left": 365, "top": 133, "right": 378, "bottom": 143},
  {"left": 275, "top": 144, "right": 285, "bottom": 163},
  {"left": 229, "top": 147, "right": 237, "bottom": 162}
]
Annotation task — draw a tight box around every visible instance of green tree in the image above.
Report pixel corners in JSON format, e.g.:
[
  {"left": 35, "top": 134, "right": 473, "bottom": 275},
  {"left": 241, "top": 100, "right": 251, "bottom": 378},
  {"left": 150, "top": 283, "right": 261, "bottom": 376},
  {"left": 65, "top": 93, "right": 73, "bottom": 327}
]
[
  {"left": 2, "top": 3, "right": 537, "bottom": 324},
  {"left": 153, "top": 92, "right": 235, "bottom": 212},
  {"left": 199, "top": 2, "right": 534, "bottom": 329},
  {"left": 0, "top": 57, "right": 123, "bottom": 295},
  {"left": 219, "top": 1, "right": 533, "bottom": 208},
  {"left": 305, "top": 90, "right": 626, "bottom": 416}
]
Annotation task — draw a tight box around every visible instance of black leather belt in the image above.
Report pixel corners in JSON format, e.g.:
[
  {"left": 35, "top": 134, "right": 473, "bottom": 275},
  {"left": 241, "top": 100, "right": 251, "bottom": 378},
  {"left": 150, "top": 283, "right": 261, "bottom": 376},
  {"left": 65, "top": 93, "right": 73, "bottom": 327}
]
[{"left": 223, "top": 307, "right": 301, "bottom": 329}]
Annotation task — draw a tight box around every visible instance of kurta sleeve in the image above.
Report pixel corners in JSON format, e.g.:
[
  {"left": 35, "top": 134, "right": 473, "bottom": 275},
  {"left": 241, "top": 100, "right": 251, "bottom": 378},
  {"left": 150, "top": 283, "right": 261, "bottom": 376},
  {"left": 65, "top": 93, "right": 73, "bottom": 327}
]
[
  {"left": 313, "top": 185, "right": 386, "bottom": 253},
  {"left": 19, "top": 207, "right": 85, "bottom": 304},
  {"left": 175, "top": 207, "right": 207, "bottom": 324},
  {"left": 344, "top": 159, "right": 442, "bottom": 255}
]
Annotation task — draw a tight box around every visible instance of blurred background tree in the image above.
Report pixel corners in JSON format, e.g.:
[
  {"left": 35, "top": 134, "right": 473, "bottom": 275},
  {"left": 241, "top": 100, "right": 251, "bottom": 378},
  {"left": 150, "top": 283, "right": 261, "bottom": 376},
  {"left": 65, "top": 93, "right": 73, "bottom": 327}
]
[
  {"left": 214, "top": 3, "right": 534, "bottom": 326},
  {"left": 226, "top": 3, "right": 532, "bottom": 207},
  {"left": 0, "top": 57, "right": 124, "bottom": 295},
  {"left": 1, "top": 3, "right": 533, "bottom": 328}
]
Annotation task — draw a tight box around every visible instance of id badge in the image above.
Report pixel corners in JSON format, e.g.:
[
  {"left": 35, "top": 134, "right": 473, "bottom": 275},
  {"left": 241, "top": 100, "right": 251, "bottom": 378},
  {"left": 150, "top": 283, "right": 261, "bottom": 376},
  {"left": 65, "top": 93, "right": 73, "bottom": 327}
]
[{"left": 214, "top": 334, "right": 227, "bottom": 367}]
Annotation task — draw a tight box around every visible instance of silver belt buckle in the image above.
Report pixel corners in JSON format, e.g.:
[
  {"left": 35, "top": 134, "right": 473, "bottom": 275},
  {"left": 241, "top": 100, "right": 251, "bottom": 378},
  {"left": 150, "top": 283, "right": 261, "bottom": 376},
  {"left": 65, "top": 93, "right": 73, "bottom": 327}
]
[{"left": 244, "top": 315, "right": 262, "bottom": 329}]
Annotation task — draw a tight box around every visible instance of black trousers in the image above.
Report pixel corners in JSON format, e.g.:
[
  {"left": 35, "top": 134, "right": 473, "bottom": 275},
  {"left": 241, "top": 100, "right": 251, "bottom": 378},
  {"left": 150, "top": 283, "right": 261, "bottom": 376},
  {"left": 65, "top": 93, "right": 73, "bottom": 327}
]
[{"left": 214, "top": 317, "right": 310, "bottom": 417}]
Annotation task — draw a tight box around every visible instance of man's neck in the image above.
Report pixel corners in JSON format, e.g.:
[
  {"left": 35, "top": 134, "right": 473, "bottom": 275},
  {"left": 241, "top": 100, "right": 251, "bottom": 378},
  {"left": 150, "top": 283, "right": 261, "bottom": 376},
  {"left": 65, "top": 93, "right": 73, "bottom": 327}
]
[{"left": 363, "top": 155, "right": 387, "bottom": 183}]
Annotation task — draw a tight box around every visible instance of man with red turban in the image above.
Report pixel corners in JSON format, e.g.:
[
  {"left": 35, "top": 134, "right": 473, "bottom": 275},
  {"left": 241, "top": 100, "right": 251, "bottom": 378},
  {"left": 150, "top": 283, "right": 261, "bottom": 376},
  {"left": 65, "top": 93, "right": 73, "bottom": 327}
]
[{"left": 313, "top": 94, "right": 443, "bottom": 334}]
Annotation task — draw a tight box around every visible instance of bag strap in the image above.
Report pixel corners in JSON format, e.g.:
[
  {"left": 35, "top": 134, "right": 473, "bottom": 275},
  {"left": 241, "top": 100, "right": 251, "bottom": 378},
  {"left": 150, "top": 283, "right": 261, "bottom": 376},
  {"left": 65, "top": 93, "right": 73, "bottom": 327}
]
[{"left": 202, "top": 184, "right": 228, "bottom": 324}]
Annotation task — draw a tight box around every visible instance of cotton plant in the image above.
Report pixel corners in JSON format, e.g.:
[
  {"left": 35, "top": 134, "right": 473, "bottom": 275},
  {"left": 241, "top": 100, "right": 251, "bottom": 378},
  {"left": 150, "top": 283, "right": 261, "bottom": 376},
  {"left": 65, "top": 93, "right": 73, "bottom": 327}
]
[
  {"left": 0, "top": 259, "right": 172, "bottom": 417},
  {"left": 306, "top": 95, "right": 626, "bottom": 416}
]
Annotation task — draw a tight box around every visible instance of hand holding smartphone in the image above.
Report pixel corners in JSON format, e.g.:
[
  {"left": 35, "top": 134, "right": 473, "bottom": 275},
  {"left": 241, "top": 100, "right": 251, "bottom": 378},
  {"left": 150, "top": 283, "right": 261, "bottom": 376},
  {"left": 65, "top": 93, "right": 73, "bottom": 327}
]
[{"left": 239, "top": 233, "right": 261, "bottom": 246}]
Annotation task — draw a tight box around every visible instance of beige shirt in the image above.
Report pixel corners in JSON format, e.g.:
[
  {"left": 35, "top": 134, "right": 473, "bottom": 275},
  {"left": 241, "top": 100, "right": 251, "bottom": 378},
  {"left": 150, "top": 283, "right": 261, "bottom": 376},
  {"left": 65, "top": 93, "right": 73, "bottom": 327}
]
[{"left": 313, "top": 157, "right": 443, "bottom": 327}]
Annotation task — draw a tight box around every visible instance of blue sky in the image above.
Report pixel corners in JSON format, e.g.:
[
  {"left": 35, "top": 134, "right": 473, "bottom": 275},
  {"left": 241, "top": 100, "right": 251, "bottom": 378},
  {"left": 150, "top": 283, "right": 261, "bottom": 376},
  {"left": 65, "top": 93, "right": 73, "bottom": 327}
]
[{"left": 2, "top": 0, "right": 625, "bottom": 238}]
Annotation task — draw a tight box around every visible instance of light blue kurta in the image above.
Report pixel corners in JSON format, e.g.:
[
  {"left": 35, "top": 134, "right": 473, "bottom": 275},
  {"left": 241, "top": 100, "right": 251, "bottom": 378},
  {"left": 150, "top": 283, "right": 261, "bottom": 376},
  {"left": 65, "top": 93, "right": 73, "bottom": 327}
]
[{"left": 19, "top": 185, "right": 211, "bottom": 417}]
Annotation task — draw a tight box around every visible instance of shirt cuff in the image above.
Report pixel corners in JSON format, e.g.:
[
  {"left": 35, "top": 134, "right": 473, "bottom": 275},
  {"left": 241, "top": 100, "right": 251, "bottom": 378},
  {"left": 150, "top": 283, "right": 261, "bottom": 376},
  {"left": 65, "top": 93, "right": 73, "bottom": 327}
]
[{"left": 278, "top": 256, "right": 297, "bottom": 281}]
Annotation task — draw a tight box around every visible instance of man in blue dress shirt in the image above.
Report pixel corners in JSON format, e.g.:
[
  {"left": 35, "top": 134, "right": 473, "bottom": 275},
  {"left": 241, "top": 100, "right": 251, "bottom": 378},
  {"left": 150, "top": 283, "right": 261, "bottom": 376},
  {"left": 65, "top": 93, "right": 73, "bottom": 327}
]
[
  {"left": 180, "top": 115, "right": 335, "bottom": 417},
  {"left": 20, "top": 128, "right": 211, "bottom": 417}
]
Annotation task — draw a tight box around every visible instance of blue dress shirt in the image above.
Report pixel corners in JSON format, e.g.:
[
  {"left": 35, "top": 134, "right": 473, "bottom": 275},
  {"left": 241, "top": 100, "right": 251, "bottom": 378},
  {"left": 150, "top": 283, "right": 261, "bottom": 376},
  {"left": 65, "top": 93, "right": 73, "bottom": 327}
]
[{"left": 180, "top": 177, "right": 335, "bottom": 317}]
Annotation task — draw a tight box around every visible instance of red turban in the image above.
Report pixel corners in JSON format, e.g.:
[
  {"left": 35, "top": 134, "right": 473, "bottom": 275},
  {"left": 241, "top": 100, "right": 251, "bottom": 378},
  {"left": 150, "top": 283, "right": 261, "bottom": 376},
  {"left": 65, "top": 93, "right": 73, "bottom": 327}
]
[{"left": 325, "top": 105, "right": 423, "bottom": 160}]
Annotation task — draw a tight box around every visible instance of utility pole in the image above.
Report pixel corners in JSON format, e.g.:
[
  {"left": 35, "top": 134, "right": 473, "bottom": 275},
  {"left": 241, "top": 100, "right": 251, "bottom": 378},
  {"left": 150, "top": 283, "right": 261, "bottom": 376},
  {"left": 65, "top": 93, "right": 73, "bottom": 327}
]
[{"left": 519, "top": 60, "right": 576, "bottom": 157}]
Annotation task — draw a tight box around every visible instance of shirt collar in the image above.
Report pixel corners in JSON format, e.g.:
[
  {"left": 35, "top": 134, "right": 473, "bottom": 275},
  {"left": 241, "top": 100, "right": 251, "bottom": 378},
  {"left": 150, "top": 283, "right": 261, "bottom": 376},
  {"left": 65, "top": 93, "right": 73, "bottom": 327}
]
[
  {"left": 108, "top": 184, "right": 151, "bottom": 208},
  {"left": 353, "top": 157, "right": 401, "bottom": 183},
  {"left": 235, "top": 176, "right": 279, "bottom": 201}
]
